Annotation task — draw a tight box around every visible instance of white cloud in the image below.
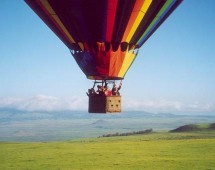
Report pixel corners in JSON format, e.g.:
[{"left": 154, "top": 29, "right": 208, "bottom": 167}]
[
  {"left": 0, "top": 95, "right": 214, "bottom": 113},
  {"left": 123, "top": 97, "right": 215, "bottom": 113},
  {"left": 0, "top": 95, "right": 87, "bottom": 111}
]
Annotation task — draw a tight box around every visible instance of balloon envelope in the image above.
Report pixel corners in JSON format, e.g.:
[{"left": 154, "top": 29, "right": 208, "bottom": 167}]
[{"left": 25, "top": 0, "right": 182, "bottom": 80}]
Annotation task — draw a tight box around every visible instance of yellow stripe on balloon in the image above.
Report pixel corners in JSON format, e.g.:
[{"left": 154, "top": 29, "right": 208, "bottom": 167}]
[
  {"left": 137, "top": 0, "right": 173, "bottom": 45},
  {"left": 39, "top": 0, "right": 83, "bottom": 50},
  {"left": 125, "top": 0, "right": 152, "bottom": 42},
  {"left": 118, "top": 52, "right": 136, "bottom": 78}
]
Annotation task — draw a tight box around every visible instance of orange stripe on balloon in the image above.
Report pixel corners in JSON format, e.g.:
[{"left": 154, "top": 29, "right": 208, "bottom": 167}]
[
  {"left": 109, "top": 47, "right": 126, "bottom": 77},
  {"left": 122, "top": 0, "right": 145, "bottom": 42}
]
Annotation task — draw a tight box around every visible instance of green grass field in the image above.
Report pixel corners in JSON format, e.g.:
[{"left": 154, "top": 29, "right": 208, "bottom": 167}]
[{"left": 1, "top": 131, "right": 215, "bottom": 170}]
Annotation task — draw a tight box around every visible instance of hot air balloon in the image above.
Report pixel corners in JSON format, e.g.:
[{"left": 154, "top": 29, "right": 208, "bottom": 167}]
[{"left": 25, "top": 0, "right": 182, "bottom": 113}]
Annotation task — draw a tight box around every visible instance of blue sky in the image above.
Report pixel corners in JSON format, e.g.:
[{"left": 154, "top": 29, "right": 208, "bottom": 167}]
[{"left": 0, "top": 0, "right": 215, "bottom": 114}]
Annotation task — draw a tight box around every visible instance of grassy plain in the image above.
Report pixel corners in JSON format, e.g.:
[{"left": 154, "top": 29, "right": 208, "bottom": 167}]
[{"left": 1, "top": 131, "right": 215, "bottom": 170}]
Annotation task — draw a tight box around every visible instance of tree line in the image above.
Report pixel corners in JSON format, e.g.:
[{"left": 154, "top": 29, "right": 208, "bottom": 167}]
[{"left": 99, "top": 128, "right": 153, "bottom": 138}]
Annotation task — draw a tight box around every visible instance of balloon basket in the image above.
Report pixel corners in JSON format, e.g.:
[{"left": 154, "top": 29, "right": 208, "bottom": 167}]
[{"left": 88, "top": 95, "right": 121, "bottom": 113}]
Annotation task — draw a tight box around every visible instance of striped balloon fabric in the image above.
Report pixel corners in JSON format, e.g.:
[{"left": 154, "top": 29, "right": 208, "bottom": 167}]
[{"left": 25, "top": 0, "right": 182, "bottom": 80}]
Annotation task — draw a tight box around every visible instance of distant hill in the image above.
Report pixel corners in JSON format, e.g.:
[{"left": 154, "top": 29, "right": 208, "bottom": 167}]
[
  {"left": 90, "top": 119, "right": 110, "bottom": 127},
  {"left": 1, "top": 108, "right": 215, "bottom": 142},
  {"left": 170, "top": 123, "right": 215, "bottom": 132},
  {"left": 209, "top": 123, "right": 215, "bottom": 129}
]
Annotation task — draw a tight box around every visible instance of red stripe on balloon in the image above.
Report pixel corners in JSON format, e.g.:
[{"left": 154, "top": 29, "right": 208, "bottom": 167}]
[{"left": 106, "top": 0, "right": 118, "bottom": 42}]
